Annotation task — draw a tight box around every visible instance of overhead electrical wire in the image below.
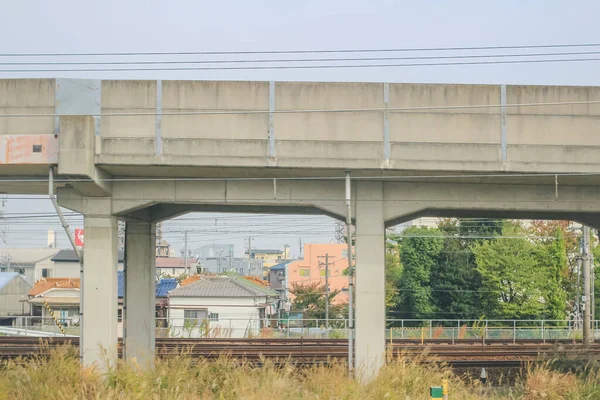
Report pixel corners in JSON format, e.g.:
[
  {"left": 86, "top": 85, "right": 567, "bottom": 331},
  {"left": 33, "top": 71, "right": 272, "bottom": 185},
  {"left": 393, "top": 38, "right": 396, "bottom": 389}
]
[
  {"left": 3, "top": 50, "right": 600, "bottom": 66},
  {"left": 1, "top": 97, "right": 599, "bottom": 118},
  {"left": 2, "top": 42, "right": 600, "bottom": 57},
  {"left": 2, "top": 56, "right": 600, "bottom": 73}
]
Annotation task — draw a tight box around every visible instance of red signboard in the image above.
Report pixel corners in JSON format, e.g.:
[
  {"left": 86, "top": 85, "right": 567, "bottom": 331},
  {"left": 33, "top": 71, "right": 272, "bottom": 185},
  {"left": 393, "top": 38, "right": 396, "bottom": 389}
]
[{"left": 75, "top": 229, "right": 84, "bottom": 247}]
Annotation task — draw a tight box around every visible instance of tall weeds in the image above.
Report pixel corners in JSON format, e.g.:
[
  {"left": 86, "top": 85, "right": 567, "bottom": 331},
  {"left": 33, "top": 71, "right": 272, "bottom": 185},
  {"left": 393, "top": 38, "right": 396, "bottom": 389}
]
[{"left": 0, "top": 345, "right": 597, "bottom": 399}]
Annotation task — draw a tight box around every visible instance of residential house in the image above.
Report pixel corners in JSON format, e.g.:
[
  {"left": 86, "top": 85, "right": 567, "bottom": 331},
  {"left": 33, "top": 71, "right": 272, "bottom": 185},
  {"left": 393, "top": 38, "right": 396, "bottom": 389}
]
[
  {"left": 27, "top": 278, "right": 80, "bottom": 326},
  {"left": 40, "top": 249, "right": 124, "bottom": 281},
  {"left": 286, "top": 243, "right": 350, "bottom": 305},
  {"left": 0, "top": 272, "right": 32, "bottom": 316},
  {"left": 116, "top": 271, "right": 178, "bottom": 337},
  {"left": 246, "top": 246, "right": 290, "bottom": 268},
  {"left": 168, "top": 276, "right": 278, "bottom": 338},
  {"left": 197, "top": 257, "right": 264, "bottom": 276},
  {"left": 0, "top": 248, "right": 59, "bottom": 284},
  {"left": 156, "top": 256, "right": 199, "bottom": 277},
  {"left": 268, "top": 261, "right": 293, "bottom": 311}
]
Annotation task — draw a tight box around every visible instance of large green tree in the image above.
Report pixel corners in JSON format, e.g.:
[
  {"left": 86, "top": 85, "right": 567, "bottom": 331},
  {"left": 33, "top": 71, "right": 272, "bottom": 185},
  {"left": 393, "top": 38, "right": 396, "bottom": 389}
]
[
  {"left": 431, "top": 219, "right": 483, "bottom": 319},
  {"left": 289, "top": 282, "right": 346, "bottom": 325},
  {"left": 385, "top": 236, "right": 403, "bottom": 318},
  {"left": 533, "top": 228, "right": 569, "bottom": 320},
  {"left": 528, "top": 220, "right": 579, "bottom": 316},
  {"left": 473, "top": 225, "right": 566, "bottom": 319},
  {"left": 397, "top": 226, "right": 443, "bottom": 319}
]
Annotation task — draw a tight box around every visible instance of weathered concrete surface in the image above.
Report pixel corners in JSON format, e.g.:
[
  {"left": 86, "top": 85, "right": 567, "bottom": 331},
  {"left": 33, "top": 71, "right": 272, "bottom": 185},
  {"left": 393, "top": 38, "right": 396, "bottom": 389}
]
[
  {"left": 1, "top": 79, "right": 600, "bottom": 185},
  {"left": 82, "top": 212, "right": 118, "bottom": 369},
  {"left": 354, "top": 181, "right": 386, "bottom": 382},
  {"left": 124, "top": 221, "right": 156, "bottom": 367}
]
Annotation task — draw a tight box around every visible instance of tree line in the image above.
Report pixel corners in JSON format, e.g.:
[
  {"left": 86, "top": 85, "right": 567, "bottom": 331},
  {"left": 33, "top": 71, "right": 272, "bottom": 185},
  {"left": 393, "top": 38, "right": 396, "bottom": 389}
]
[
  {"left": 288, "top": 219, "right": 600, "bottom": 324},
  {"left": 387, "top": 219, "right": 600, "bottom": 323}
]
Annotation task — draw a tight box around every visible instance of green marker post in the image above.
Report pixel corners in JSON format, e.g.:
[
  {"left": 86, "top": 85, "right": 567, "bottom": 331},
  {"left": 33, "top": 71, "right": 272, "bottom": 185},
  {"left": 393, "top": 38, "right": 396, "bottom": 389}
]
[{"left": 430, "top": 386, "right": 443, "bottom": 399}]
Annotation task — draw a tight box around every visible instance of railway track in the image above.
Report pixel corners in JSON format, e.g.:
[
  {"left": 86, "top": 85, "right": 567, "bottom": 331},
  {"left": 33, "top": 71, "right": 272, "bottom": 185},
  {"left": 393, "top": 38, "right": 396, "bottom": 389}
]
[{"left": 0, "top": 337, "right": 597, "bottom": 369}]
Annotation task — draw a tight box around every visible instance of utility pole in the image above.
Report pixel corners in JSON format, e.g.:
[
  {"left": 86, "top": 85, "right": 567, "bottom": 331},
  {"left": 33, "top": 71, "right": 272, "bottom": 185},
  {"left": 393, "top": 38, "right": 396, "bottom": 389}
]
[
  {"left": 183, "top": 231, "right": 189, "bottom": 276},
  {"left": 0, "top": 195, "right": 8, "bottom": 245},
  {"left": 245, "top": 236, "right": 254, "bottom": 275},
  {"left": 583, "top": 225, "right": 593, "bottom": 344},
  {"left": 318, "top": 253, "right": 333, "bottom": 329}
]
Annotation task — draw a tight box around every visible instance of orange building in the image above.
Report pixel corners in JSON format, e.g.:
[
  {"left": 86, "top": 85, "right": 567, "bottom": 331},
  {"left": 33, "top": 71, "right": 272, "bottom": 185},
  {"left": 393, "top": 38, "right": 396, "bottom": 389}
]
[{"left": 286, "top": 243, "right": 350, "bottom": 304}]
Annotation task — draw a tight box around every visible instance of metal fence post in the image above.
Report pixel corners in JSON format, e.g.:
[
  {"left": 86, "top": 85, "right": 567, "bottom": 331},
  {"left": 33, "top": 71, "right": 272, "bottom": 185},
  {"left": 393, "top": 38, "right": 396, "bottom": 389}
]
[
  {"left": 485, "top": 320, "right": 488, "bottom": 341},
  {"left": 401, "top": 320, "right": 404, "bottom": 339},
  {"left": 513, "top": 320, "right": 516, "bottom": 344},
  {"left": 429, "top": 320, "right": 432, "bottom": 339},
  {"left": 542, "top": 320, "right": 545, "bottom": 343}
]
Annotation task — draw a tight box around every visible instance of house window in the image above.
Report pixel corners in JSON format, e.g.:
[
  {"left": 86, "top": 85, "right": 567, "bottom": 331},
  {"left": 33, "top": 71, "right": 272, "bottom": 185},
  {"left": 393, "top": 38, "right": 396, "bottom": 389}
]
[
  {"left": 299, "top": 269, "right": 310, "bottom": 277},
  {"left": 0, "top": 267, "right": 6, "bottom": 273},
  {"left": 41, "top": 268, "right": 52, "bottom": 278},
  {"left": 209, "top": 312, "right": 219, "bottom": 322},
  {"left": 184, "top": 309, "right": 208, "bottom": 324},
  {"left": 320, "top": 269, "right": 330, "bottom": 277},
  {"left": 117, "top": 309, "right": 123, "bottom": 323},
  {"left": 342, "top": 249, "right": 348, "bottom": 258}
]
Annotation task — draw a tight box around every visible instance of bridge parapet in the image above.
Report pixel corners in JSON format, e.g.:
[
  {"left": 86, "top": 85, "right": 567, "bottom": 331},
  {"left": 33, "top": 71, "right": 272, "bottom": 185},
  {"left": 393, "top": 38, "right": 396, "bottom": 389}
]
[{"left": 1, "top": 79, "right": 600, "bottom": 179}]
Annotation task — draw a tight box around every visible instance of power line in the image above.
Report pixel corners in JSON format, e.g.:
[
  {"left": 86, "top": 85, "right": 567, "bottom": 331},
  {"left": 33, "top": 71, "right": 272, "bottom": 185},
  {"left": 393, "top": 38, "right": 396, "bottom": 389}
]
[
  {"left": 1, "top": 98, "right": 599, "bottom": 118},
  {"left": 3, "top": 56, "right": 600, "bottom": 72},
  {"left": 2, "top": 43, "right": 600, "bottom": 57},
  {"left": 4, "top": 50, "right": 600, "bottom": 66}
]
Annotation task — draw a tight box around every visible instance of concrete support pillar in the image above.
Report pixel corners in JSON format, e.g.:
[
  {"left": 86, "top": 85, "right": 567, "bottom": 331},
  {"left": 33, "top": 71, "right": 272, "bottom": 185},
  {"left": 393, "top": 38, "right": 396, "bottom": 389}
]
[
  {"left": 354, "top": 181, "right": 386, "bottom": 382},
  {"left": 124, "top": 221, "right": 157, "bottom": 367},
  {"left": 82, "top": 215, "right": 118, "bottom": 368}
]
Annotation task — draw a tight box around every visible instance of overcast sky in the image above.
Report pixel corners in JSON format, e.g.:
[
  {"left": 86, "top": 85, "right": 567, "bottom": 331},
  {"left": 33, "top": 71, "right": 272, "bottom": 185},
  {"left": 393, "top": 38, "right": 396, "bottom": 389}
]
[{"left": 1, "top": 1, "right": 599, "bottom": 256}]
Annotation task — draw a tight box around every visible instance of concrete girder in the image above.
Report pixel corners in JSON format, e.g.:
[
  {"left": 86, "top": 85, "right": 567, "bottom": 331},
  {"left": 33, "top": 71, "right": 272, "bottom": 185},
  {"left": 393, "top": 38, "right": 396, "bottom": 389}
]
[
  {"left": 122, "top": 203, "right": 342, "bottom": 223},
  {"left": 383, "top": 181, "right": 600, "bottom": 228},
  {"left": 110, "top": 179, "right": 349, "bottom": 222},
  {"left": 58, "top": 116, "right": 112, "bottom": 197},
  {"left": 56, "top": 187, "right": 112, "bottom": 216}
]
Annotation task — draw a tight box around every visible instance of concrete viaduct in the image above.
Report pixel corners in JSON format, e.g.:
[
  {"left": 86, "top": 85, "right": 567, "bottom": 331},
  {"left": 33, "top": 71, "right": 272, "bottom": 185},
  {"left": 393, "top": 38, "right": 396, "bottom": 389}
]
[{"left": 2, "top": 78, "right": 600, "bottom": 381}]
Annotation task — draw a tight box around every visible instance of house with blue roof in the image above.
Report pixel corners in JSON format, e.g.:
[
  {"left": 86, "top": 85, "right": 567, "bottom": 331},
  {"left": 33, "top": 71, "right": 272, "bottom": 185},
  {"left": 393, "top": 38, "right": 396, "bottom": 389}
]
[
  {"left": 116, "top": 271, "right": 178, "bottom": 337},
  {"left": 0, "top": 272, "right": 32, "bottom": 316}
]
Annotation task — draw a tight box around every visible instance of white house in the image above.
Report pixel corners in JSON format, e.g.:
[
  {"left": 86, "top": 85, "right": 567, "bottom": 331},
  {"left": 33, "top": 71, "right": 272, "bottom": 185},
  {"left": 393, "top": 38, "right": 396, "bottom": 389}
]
[
  {"left": 0, "top": 272, "right": 32, "bottom": 316},
  {"left": 168, "top": 276, "right": 278, "bottom": 338},
  {"left": 0, "top": 248, "right": 59, "bottom": 284},
  {"left": 36, "top": 249, "right": 124, "bottom": 281},
  {"left": 156, "top": 256, "right": 199, "bottom": 277}
]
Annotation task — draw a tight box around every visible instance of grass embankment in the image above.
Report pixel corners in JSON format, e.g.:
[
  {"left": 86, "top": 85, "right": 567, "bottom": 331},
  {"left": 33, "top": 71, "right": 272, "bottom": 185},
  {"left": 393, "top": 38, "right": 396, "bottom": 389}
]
[{"left": 0, "top": 347, "right": 599, "bottom": 399}]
